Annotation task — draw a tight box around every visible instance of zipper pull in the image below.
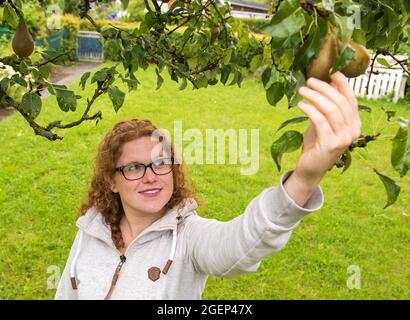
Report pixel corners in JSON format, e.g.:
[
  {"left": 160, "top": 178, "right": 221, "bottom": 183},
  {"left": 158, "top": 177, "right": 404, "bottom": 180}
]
[{"left": 104, "top": 254, "right": 127, "bottom": 300}]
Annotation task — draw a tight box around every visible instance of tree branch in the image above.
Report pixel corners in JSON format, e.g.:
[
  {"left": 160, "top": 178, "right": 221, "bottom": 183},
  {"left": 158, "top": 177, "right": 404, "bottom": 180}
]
[
  {"left": 36, "top": 50, "right": 74, "bottom": 68},
  {"left": 366, "top": 51, "right": 381, "bottom": 96}
]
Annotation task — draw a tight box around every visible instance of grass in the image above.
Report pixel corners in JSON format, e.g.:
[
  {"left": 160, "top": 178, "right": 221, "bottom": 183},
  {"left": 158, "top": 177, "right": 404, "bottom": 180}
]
[{"left": 0, "top": 64, "right": 410, "bottom": 299}]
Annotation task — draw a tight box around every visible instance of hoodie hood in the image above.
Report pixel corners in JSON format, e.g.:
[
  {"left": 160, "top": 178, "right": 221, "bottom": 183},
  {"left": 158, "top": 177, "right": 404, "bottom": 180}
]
[
  {"left": 75, "top": 198, "right": 199, "bottom": 248},
  {"left": 69, "top": 198, "right": 199, "bottom": 294}
]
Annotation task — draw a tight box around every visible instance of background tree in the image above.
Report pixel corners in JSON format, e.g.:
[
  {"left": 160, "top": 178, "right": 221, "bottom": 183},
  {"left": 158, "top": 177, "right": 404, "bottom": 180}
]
[{"left": 0, "top": 0, "right": 409, "bottom": 207}]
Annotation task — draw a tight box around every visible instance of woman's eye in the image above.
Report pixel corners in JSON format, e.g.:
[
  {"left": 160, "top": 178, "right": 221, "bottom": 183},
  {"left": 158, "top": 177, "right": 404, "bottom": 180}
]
[{"left": 126, "top": 164, "right": 142, "bottom": 172}]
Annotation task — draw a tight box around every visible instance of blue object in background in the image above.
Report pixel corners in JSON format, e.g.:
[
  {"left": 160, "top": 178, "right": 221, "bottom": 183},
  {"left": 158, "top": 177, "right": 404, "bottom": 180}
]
[
  {"left": 0, "top": 27, "right": 13, "bottom": 40},
  {"left": 76, "top": 31, "right": 104, "bottom": 62},
  {"left": 35, "top": 28, "right": 65, "bottom": 51}
]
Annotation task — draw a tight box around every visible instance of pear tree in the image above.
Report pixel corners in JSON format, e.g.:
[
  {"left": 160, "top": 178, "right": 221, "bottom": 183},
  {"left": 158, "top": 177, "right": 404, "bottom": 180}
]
[{"left": 0, "top": 0, "right": 409, "bottom": 207}]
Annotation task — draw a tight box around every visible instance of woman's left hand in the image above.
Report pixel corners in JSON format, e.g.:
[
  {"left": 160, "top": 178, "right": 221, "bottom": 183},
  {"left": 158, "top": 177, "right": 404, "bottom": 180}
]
[{"left": 294, "top": 71, "right": 362, "bottom": 185}]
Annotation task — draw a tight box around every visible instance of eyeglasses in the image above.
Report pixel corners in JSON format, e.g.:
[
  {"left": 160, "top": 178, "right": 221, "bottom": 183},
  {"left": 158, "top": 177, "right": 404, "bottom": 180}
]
[{"left": 115, "top": 157, "right": 174, "bottom": 181}]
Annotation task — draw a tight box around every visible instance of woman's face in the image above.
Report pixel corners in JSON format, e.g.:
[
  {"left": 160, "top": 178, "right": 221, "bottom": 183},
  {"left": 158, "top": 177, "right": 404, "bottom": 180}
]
[{"left": 111, "top": 136, "right": 174, "bottom": 218}]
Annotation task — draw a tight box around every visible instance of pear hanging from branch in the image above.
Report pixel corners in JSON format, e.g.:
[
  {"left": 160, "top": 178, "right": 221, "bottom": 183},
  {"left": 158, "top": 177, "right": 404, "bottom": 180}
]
[{"left": 12, "top": 18, "right": 34, "bottom": 59}]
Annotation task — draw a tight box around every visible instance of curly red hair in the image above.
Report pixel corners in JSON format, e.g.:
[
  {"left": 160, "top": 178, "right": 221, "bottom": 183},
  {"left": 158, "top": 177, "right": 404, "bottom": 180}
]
[{"left": 79, "top": 118, "right": 199, "bottom": 251}]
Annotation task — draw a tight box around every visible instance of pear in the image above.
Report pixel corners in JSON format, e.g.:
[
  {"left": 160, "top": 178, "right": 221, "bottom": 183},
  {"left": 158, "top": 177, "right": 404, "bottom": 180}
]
[
  {"left": 12, "top": 19, "right": 34, "bottom": 59},
  {"left": 210, "top": 26, "right": 220, "bottom": 43},
  {"left": 306, "top": 31, "right": 339, "bottom": 83},
  {"left": 341, "top": 41, "right": 371, "bottom": 78}
]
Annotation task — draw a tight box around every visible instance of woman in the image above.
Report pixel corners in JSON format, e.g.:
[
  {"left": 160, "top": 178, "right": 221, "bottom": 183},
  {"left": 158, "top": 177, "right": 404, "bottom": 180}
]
[{"left": 55, "top": 72, "right": 361, "bottom": 299}]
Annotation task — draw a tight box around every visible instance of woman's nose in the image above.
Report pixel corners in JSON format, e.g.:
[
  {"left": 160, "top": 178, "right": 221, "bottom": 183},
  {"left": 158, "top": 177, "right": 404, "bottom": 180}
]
[{"left": 142, "top": 166, "right": 157, "bottom": 182}]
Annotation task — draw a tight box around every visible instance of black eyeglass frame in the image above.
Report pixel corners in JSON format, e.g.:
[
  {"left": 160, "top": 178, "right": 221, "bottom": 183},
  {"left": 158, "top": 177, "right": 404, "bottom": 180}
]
[{"left": 115, "top": 157, "right": 175, "bottom": 181}]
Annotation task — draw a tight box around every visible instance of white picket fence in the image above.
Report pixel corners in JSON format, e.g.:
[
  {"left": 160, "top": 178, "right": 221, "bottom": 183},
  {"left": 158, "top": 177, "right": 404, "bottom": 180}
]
[{"left": 347, "top": 54, "right": 408, "bottom": 103}]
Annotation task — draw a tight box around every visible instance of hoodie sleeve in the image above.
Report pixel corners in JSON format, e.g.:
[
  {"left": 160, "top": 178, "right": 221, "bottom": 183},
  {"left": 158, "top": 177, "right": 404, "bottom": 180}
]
[
  {"left": 185, "top": 170, "right": 324, "bottom": 278},
  {"left": 54, "top": 230, "right": 81, "bottom": 300}
]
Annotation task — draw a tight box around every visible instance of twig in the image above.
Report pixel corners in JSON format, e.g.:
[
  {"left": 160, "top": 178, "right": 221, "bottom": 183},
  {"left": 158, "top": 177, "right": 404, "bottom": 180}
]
[
  {"left": 36, "top": 50, "right": 73, "bottom": 68},
  {"left": 79, "top": 0, "right": 101, "bottom": 32},
  {"left": 384, "top": 52, "right": 410, "bottom": 77},
  {"left": 82, "top": 13, "right": 101, "bottom": 33},
  {"left": 167, "top": 17, "right": 191, "bottom": 36},
  {"left": 151, "top": 0, "right": 161, "bottom": 12},
  {"left": 46, "top": 85, "right": 103, "bottom": 131},
  {"left": 144, "top": 0, "right": 152, "bottom": 12},
  {"left": 366, "top": 51, "right": 381, "bottom": 96},
  {"left": 5, "top": 96, "right": 63, "bottom": 140}
]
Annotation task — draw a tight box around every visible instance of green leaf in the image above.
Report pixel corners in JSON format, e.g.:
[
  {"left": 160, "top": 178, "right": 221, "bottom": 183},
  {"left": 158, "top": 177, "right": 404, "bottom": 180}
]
[
  {"left": 145, "top": 11, "right": 157, "bottom": 30},
  {"left": 3, "top": 3, "right": 18, "bottom": 29},
  {"left": 21, "top": 92, "right": 42, "bottom": 120},
  {"left": 266, "top": 82, "right": 285, "bottom": 106},
  {"left": 373, "top": 169, "right": 401, "bottom": 209},
  {"left": 121, "top": 75, "right": 140, "bottom": 92},
  {"left": 155, "top": 68, "right": 164, "bottom": 90},
  {"left": 267, "top": 0, "right": 300, "bottom": 27},
  {"left": 275, "top": 116, "right": 309, "bottom": 135},
  {"left": 108, "top": 86, "right": 125, "bottom": 112},
  {"left": 39, "top": 65, "right": 50, "bottom": 79},
  {"left": 263, "top": 7, "right": 306, "bottom": 40},
  {"left": 220, "top": 64, "right": 231, "bottom": 85},
  {"left": 79, "top": 72, "right": 91, "bottom": 90},
  {"left": 55, "top": 88, "right": 77, "bottom": 112},
  {"left": 91, "top": 68, "right": 109, "bottom": 84},
  {"left": 0, "top": 78, "right": 10, "bottom": 92},
  {"left": 193, "top": 73, "right": 208, "bottom": 89},
  {"left": 228, "top": 69, "right": 242, "bottom": 88},
  {"left": 270, "top": 130, "right": 303, "bottom": 171},
  {"left": 179, "top": 77, "right": 187, "bottom": 91},
  {"left": 391, "top": 118, "right": 410, "bottom": 177},
  {"left": 262, "top": 0, "right": 302, "bottom": 49},
  {"left": 261, "top": 66, "right": 271, "bottom": 89},
  {"left": 377, "top": 57, "right": 392, "bottom": 68},
  {"left": 334, "top": 15, "right": 354, "bottom": 47},
  {"left": 10, "top": 75, "right": 27, "bottom": 88},
  {"left": 270, "top": 32, "right": 301, "bottom": 50},
  {"left": 333, "top": 45, "right": 355, "bottom": 73},
  {"left": 293, "top": 18, "right": 328, "bottom": 70},
  {"left": 250, "top": 54, "right": 263, "bottom": 72}
]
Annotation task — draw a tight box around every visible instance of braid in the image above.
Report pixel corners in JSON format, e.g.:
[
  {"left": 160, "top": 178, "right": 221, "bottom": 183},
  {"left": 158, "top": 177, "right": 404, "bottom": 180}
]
[{"left": 108, "top": 215, "right": 124, "bottom": 252}]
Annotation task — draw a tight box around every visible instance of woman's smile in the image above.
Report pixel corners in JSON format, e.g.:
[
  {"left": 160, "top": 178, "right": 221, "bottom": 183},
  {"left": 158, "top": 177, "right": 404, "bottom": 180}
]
[{"left": 138, "top": 188, "right": 163, "bottom": 198}]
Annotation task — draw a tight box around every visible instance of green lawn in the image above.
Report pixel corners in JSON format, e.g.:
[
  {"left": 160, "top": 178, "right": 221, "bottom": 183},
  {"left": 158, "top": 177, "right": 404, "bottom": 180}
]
[{"left": 0, "top": 64, "right": 409, "bottom": 299}]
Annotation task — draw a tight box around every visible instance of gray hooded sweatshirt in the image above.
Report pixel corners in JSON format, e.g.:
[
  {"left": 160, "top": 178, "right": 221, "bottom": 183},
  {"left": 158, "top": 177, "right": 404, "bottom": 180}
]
[{"left": 55, "top": 170, "right": 324, "bottom": 300}]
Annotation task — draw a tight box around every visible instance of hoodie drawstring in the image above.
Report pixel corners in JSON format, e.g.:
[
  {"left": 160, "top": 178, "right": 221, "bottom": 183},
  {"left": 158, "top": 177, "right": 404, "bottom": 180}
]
[
  {"left": 70, "top": 230, "right": 84, "bottom": 290},
  {"left": 162, "top": 225, "right": 177, "bottom": 274}
]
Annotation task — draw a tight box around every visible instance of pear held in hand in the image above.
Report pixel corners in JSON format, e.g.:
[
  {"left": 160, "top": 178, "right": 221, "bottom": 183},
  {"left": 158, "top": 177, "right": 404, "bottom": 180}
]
[
  {"left": 340, "top": 41, "right": 371, "bottom": 78},
  {"left": 306, "top": 31, "right": 339, "bottom": 83},
  {"left": 12, "top": 18, "right": 34, "bottom": 59},
  {"left": 305, "top": 27, "right": 371, "bottom": 82}
]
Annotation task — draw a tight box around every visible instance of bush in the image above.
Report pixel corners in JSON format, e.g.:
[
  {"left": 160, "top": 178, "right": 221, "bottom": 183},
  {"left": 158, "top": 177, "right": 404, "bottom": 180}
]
[{"left": 61, "top": 0, "right": 81, "bottom": 15}]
